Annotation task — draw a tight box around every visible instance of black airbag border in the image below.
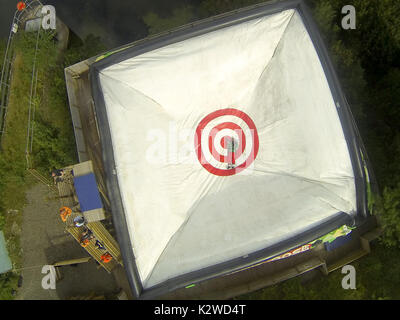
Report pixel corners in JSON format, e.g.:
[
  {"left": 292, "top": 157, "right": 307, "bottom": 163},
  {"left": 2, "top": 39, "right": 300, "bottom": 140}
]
[{"left": 89, "top": 0, "right": 368, "bottom": 299}]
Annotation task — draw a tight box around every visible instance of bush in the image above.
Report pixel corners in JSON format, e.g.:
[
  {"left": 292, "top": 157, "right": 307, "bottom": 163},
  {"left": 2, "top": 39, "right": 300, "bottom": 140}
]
[
  {"left": 0, "top": 272, "right": 19, "bottom": 300},
  {"left": 378, "top": 184, "right": 400, "bottom": 248}
]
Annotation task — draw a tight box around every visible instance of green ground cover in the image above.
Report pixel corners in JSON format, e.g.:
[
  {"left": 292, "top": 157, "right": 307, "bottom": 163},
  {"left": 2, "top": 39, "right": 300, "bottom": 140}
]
[{"left": 0, "top": 30, "right": 104, "bottom": 299}]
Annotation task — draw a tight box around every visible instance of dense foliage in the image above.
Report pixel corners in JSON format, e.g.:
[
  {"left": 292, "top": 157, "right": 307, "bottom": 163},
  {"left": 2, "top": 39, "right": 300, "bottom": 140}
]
[{"left": 306, "top": 0, "right": 400, "bottom": 247}]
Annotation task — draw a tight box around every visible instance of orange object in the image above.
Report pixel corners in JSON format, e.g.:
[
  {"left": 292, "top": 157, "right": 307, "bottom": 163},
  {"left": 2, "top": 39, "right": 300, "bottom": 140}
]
[
  {"left": 17, "top": 1, "right": 26, "bottom": 11},
  {"left": 80, "top": 239, "right": 90, "bottom": 247},
  {"left": 100, "top": 253, "right": 113, "bottom": 263},
  {"left": 59, "top": 206, "right": 72, "bottom": 222}
]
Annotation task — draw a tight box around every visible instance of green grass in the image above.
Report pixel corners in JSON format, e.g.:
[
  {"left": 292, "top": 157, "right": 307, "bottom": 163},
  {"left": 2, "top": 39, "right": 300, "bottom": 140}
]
[
  {"left": 0, "top": 272, "right": 19, "bottom": 299},
  {"left": 0, "top": 38, "right": 5, "bottom": 70},
  {"left": 0, "top": 37, "right": 35, "bottom": 300},
  {"left": 0, "top": 29, "right": 106, "bottom": 299},
  {"left": 0, "top": 38, "right": 6, "bottom": 136},
  {"left": 0, "top": 30, "right": 80, "bottom": 299}
]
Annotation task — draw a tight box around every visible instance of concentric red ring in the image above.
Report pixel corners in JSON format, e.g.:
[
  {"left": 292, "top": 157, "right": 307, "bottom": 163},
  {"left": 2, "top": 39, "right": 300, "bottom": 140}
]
[{"left": 195, "top": 108, "right": 259, "bottom": 176}]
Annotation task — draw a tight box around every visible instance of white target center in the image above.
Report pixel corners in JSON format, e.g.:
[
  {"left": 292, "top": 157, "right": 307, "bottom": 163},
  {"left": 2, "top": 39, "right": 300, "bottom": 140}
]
[
  {"left": 214, "top": 129, "right": 240, "bottom": 156},
  {"left": 200, "top": 115, "right": 254, "bottom": 169}
]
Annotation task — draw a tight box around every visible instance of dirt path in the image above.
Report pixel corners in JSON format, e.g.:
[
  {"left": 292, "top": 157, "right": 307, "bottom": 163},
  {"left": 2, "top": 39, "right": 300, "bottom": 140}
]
[{"left": 16, "top": 183, "right": 119, "bottom": 300}]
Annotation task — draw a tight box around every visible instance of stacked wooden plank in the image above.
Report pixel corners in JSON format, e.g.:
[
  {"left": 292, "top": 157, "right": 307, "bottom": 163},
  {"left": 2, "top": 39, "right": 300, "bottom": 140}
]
[
  {"left": 56, "top": 162, "right": 123, "bottom": 273},
  {"left": 65, "top": 223, "right": 118, "bottom": 273}
]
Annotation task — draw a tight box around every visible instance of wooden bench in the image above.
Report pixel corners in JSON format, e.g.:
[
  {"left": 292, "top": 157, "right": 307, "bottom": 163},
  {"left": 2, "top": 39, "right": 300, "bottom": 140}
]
[
  {"left": 55, "top": 162, "right": 123, "bottom": 273},
  {"left": 65, "top": 223, "right": 118, "bottom": 273},
  {"left": 87, "top": 221, "right": 122, "bottom": 264}
]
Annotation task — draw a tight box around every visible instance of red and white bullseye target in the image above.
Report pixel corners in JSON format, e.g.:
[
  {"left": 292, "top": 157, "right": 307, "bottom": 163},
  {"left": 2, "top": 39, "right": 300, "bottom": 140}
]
[{"left": 195, "top": 108, "right": 259, "bottom": 176}]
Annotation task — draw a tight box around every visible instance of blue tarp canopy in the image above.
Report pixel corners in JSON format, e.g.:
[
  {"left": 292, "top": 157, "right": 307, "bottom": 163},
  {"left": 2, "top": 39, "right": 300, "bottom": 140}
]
[
  {"left": 0, "top": 231, "right": 12, "bottom": 274},
  {"left": 73, "top": 173, "right": 103, "bottom": 212}
]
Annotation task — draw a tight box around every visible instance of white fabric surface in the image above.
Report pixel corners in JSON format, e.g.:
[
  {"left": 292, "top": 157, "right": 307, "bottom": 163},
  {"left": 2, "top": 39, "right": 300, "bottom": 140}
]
[{"left": 98, "top": 9, "right": 356, "bottom": 288}]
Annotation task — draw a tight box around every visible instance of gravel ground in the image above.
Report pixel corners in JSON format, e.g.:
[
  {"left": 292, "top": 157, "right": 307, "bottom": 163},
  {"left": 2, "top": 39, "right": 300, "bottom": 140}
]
[{"left": 16, "top": 183, "right": 120, "bottom": 300}]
